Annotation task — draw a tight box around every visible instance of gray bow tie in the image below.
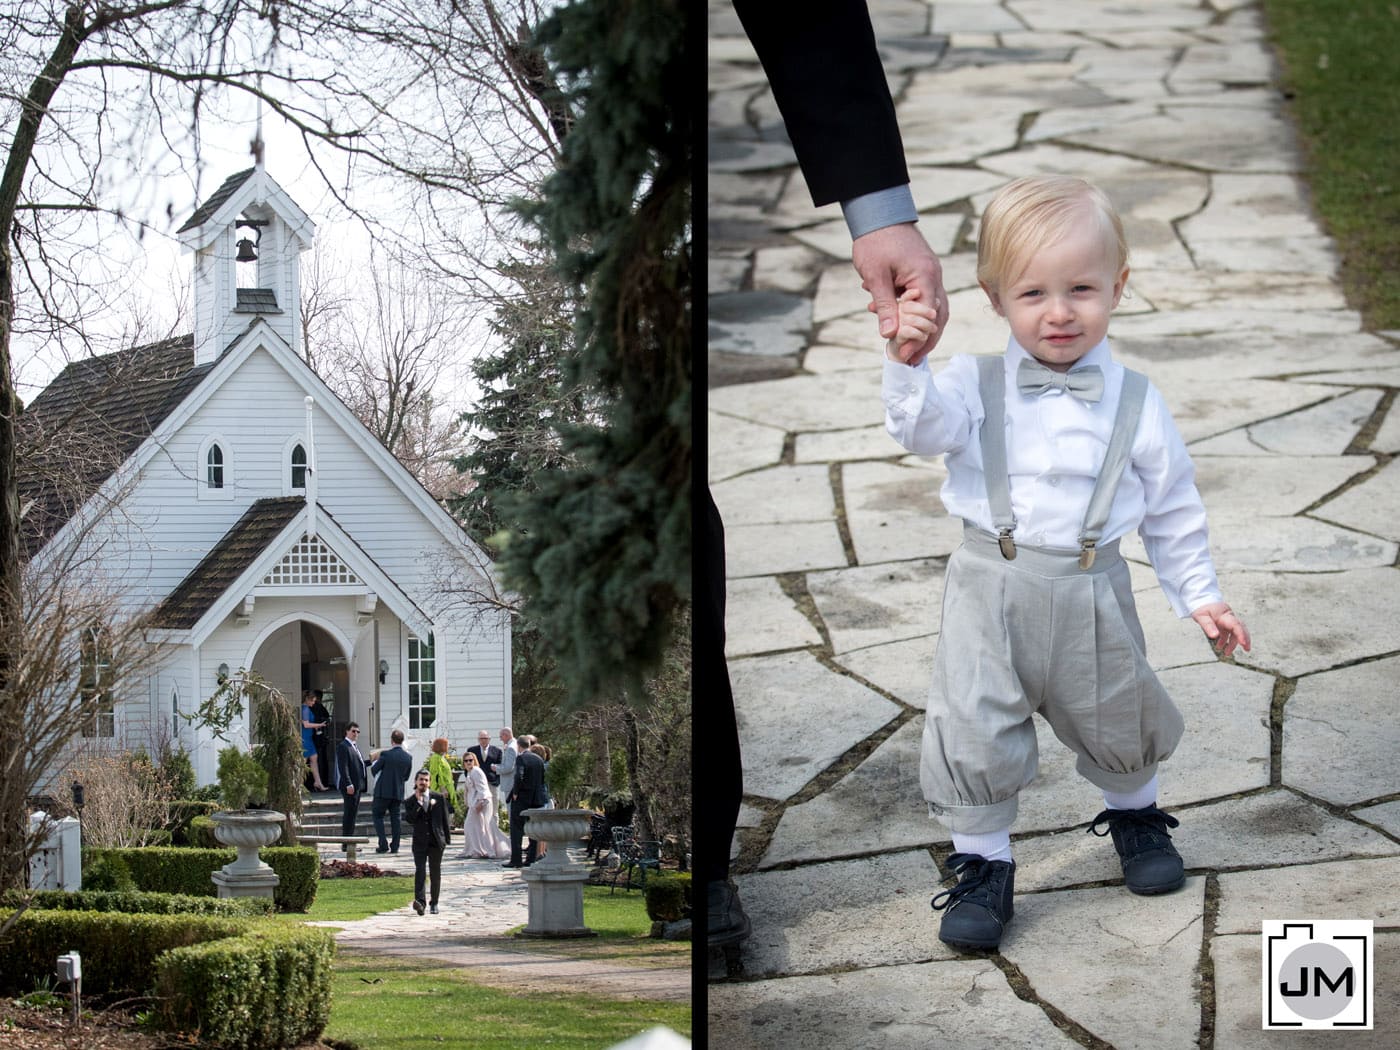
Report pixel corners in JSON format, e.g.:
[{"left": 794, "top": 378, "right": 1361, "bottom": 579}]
[{"left": 1016, "top": 359, "right": 1104, "bottom": 404}]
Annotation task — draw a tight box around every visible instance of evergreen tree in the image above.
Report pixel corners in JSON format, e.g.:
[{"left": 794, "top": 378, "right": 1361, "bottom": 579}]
[
  {"left": 497, "top": 0, "right": 691, "bottom": 707},
  {"left": 452, "top": 258, "right": 583, "bottom": 542}
]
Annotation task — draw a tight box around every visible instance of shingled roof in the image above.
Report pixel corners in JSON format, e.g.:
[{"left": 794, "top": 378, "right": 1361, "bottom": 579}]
[
  {"left": 18, "top": 336, "right": 213, "bottom": 555},
  {"left": 151, "top": 497, "right": 306, "bottom": 629},
  {"left": 177, "top": 167, "right": 256, "bottom": 233}
]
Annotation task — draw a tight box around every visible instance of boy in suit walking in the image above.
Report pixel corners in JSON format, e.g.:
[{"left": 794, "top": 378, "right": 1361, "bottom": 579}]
[
  {"left": 404, "top": 769, "right": 451, "bottom": 914},
  {"left": 370, "top": 728, "right": 412, "bottom": 854}
]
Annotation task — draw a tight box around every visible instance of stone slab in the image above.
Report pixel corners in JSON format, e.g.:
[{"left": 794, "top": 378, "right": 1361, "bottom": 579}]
[
  {"left": 708, "top": 370, "right": 884, "bottom": 432},
  {"left": 733, "top": 850, "right": 953, "bottom": 978},
  {"left": 1353, "top": 800, "right": 1400, "bottom": 839},
  {"left": 730, "top": 650, "right": 902, "bottom": 802},
  {"left": 708, "top": 413, "right": 786, "bottom": 482},
  {"left": 1127, "top": 268, "right": 1348, "bottom": 313},
  {"left": 806, "top": 558, "right": 947, "bottom": 655},
  {"left": 831, "top": 635, "right": 937, "bottom": 710},
  {"left": 1178, "top": 174, "right": 1324, "bottom": 241},
  {"left": 1371, "top": 400, "right": 1400, "bottom": 454},
  {"left": 724, "top": 575, "right": 823, "bottom": 658},
  {"left": 1169, "top": 42, "right": 1274, "bottom": 87},
  {"left": 1125, "top": 515, "right": 1397, "bottom": 574},
  {"left": 1056, "top": 105, "right": 1300, "bottom": 174},
  {"left": 723, "top": 520, "right": 848, "bottom": 579},
  {"left": 710, "top": 290, "right": 814, "bottom": 358},
  {"left": 1283, "top": 655, "right": 1400, "bottom": 807},
  {"left": 1221, "top": 568, "right": 1400, "bottom": 677},
  {"left": 752, "top": 244, "right": 825, "bottom": 294},
  {"left": 1002, "top": 879, "right": 1206, "bottom": 1050},
  {"left": 1014, "top": 791, "right": 1397, "bottom": 894},
  {"left": 843, "top": 460, "right": 966, "bottom": 565},
  {"left": 799, "top": 346, "right": 877, "bottom": 377},
  {"left": 710, "top": 464, "right": 836, "bottom": 526},
  {"left": 1313, "top": 456, "right": 1400, "bottom": 543},
  {"left": 1215, "top": 856, "right": 1400, "bottom": 935},
  {"left": 794, "top": 424, "right": 901, "bottom": 462},
  {"left": 1188, "top": 454, "right": 1371, "bottom": 521},
  {"left": 708, "top": 958, "right": 1081, "bottom": 1049},
  {"left": 1212, "top": 932, "right": 1400, "bottom": 1049},
  {"left": 760, "top": 719, "right": 938, "bottom": 868}
]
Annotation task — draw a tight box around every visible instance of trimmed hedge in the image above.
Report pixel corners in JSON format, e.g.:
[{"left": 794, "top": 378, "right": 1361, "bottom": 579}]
[
  {"left": 0, "top": 888, "right": 273, "bottom": 917},
  {"left": 187, "top": 814, "right": 221, "bottom": 848},
  {"left": 155, "top": 925, "right": 335, "bottom": 1050},
  {"left": 166, "top": 800, "right": 220, "bottom": 845},
  {"left": 84, "top": 846, "right": 319, "bottom": 912},
  {"left": 644, "top": 872, "right": 692, "bottom": 922},
  {"left": 0, "top": 908, "right": 249, "bottom": 996}
]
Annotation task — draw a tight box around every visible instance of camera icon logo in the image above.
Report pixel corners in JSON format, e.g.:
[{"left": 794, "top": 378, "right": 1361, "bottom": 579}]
[{"left": 1262, "top": 920, "right": 1372, "bottom": 1030}]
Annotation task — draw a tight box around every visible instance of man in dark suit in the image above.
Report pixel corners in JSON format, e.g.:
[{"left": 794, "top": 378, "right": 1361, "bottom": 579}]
[
  {"left": 732, "top": 0, "right": 947, "bottom": 366},
  {"left": 335, "top": 722, "right": 369, "bottom": 848},
  {"left": 370, "top": 728, "right": 413, "bottom": 854},
  {"left": 467, "top": 730, "right": 503, "bottom": 811},
  {"left": 504, "top": 746, "right": 548, "bottom": 868},
  {"left": 704, "top": 2, "right": 951, "bottom": 956},
  {"left": 404, "top": 769, "right": 451, "bottom": 915}
]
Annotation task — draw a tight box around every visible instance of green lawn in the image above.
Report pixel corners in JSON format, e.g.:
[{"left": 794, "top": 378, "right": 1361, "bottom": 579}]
[
  {"left": 323, "top": 953, "right": 691, "bottom": 1049},
  {"left": 1262, "top": 0, "right": 1400, "bottom": 329},
  {"left": 269, "top": 875, "right": 418, "bottom": 925}
]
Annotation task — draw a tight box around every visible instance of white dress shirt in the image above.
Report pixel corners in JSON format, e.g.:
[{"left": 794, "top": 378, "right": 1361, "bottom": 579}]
[{"left": 883, "top": 336, "right": 1222, "bottom": 617}]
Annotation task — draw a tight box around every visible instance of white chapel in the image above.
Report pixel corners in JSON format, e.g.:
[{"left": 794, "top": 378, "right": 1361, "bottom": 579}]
[{"left": 20, "top": 163, "right": 510, "bottom": 784}]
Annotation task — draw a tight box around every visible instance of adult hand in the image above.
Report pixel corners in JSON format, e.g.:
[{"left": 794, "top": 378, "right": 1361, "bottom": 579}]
[
  {"left": 346, "top": 785, "right": 355, "bottom": 796},
  {"left": 852, "top": 221, "right": 948, "bottom": 366},
  {"left": 1189, "top": 601, "right": 1252, "bottom": 658}
]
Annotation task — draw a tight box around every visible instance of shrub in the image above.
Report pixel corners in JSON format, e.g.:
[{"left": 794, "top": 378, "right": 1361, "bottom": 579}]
[
  {"left": 81, "top": 849, "right": 135, "bottom": 892},
  {"left": 217, "top": 747, "right": 268, "bottom": 810},
  {"left": 187, "top": 814, "right": 221, "bottom": 848},
  {"left": 1, "top": 888, "right": 272, "bottom": 917},
  {"left": 165, "top": 800, "right": 219, "bottom": 844},
  {"left": 644, "top": 872, "right": 691, "bottom": 922},
  {"left": 159, "top": 744, "right": 198, "bottom": 800},
  {"left": 65, "top": 750, "right": 173, "bottom": 847},
  {"left": 154, "top": 925, "right": 335, "bottom": 1049},
  {"left": 0, "top": 908, "right": 248, "bottom": 996},
  {"left": 84, "top": 847, "right": 319, "bottom": 912}
]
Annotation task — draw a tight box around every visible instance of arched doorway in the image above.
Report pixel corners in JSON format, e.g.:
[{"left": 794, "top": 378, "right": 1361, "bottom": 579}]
[{"left": 246, "top": 617, "right": 356, "bottom": 783}]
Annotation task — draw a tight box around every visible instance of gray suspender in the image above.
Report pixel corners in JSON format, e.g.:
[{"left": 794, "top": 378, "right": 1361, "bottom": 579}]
[
  {"left": 976, "top": 356, "right": 1148, "bottom": 569},
  {"left": 976, "top": 357, "right": 1019, "bottom": 559}
]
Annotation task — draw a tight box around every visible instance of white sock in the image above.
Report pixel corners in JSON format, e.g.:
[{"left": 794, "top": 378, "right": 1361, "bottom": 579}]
[
  {"left": 1102, "top": 774, "right": 1159, "bottom": 812},
  {"left": 951, "top": 828, "right": 1013, "bottom": 863}
]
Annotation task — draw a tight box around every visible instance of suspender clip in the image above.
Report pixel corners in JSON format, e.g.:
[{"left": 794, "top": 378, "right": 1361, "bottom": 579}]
[
  {"left": 1079, "top": 540, "right": 1097, "bottom": 570},
  {"left": 997, "top": 529, "right": 1017, "bottom": 560}
]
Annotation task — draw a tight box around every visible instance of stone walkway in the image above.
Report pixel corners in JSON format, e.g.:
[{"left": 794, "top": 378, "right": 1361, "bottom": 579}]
[
  {"left": 306, "top": 847, "right": 690, "bottom": 1002},
  {"left": 706, "top": 2, "right": 1400, "bottom": 1046}
]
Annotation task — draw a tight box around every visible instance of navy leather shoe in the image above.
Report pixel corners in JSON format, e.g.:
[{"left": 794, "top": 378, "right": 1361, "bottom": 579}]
[
  {"left": 1088, "top": 804, "right": 1185, "bottom": 895},
  {"left": 931, "top": 853, "right": 1015, "bottom": 951}
]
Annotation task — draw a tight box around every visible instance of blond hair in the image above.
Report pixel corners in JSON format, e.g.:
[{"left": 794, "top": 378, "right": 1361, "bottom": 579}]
[{"left": 977, "top": 175, "right": 1127, "bottom": 292}]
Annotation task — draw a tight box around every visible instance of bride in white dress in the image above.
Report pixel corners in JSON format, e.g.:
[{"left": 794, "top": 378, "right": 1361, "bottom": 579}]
[{"left": 461, "top": 753, "right": 510, "bottom": 859}]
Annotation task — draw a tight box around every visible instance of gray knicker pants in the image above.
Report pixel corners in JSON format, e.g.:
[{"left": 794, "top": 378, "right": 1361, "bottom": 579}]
[{"left": 921, "top": 526, "right": 1184, "bottom": 835}]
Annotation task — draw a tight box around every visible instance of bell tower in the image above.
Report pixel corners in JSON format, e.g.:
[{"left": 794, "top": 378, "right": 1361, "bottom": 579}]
[{"left": 177, "top": 162, "right": 315, "bottom": 366}]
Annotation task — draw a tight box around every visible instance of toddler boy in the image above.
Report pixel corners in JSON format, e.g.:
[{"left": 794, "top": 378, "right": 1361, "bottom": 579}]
[{"left": 883, "top": 175, "right": 1250, "bottom": 951}]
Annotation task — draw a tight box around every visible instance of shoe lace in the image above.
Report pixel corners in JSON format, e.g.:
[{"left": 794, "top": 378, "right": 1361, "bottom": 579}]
[
  {"left": 930, "top": 852, "right": 1004, "bottom": 912},
  {"left": 1087, "top": 805, "right": 1180, "bottom": 853}
]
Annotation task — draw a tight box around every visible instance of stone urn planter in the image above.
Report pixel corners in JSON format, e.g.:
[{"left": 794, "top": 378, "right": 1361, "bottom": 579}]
[
  {"left": 210, "top": 809, "right": 284, "bottom": 899},
  {"left": 518, "top": 807, "right": 595, "bottom": 938}
]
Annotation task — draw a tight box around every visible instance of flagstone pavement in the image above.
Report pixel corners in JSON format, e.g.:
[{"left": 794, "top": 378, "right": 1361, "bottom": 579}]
[{"left": 706, "top": 2, "right": 1400, "bottom": 1046}]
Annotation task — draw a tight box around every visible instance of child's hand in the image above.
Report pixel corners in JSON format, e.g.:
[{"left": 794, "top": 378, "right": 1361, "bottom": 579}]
[
  {"left": 1190, "top": 601, "right": 1251, "bottom": 658},
  {"left": 885, "top": 289, "right": 941, "bottom": 363}
]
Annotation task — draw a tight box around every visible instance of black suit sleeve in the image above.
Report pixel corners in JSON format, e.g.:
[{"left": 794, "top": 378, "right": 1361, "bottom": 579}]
[{"left": 733, "top": 0, "right": 908, "bottom": 207}]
